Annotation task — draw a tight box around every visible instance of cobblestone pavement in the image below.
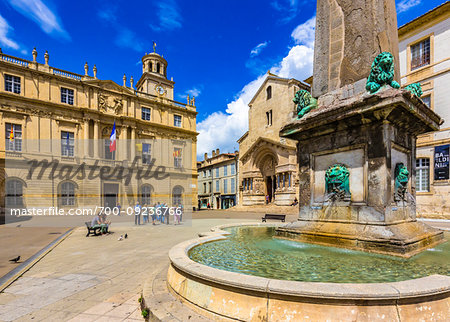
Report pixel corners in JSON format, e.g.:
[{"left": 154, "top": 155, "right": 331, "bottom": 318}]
[{"left": 0, "top": 218, "right": 250, "bottom": 321}]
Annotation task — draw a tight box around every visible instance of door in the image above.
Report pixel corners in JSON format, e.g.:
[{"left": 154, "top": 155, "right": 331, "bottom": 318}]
[
  {"left": 266, "top": 176, "right": 273, "bottom": 203},
  {"left": 104, "top": 183, "right": 119, "bottom": 208}
]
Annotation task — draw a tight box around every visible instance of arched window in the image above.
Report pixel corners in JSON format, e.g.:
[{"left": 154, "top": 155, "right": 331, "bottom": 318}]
[
  {"left": 172, "top": 186, "right": 183, "bottom": 206},
  {"left": 60, "top": 181, "right": 76, "bottom": 206},
  {"left": 141, "top": 185, "right": 152, "bottom": 205},
  {"left": 6, "top": 179, "right": 23, "bottom": 207},
  {"left": 266, "top": 86, "right": 272, "bottom": 100},
  {"left": 157, "top": 62, "right": 161, "bottom": 74},
  {"left": 149, "top": 62, "right": 153, "bottom": 72}
]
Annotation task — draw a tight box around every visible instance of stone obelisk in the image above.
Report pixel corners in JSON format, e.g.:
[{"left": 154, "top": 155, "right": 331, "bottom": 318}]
[
  {"left": 277, "top": 0, "right": 445, "bottom": 257},
  {"left": 313, "top": 0, "right": 400, "bottom": 97}
]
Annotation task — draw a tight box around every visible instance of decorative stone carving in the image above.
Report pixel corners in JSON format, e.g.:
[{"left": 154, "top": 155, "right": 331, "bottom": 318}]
[
  {"left": 394, "top": 163, "right": 409, "bottom": 202},
  {"left": 293, "top": 89, "right": 317, "bottom": 119},
  {"left": 263, "top": 158, "right": 274, "bottom": 174},
  {"left": 98, "top": 93, "right": 123, "bottom": 115},
  {"left": 113, "top": 98, "right": 123, "bottom": 114},
  {"left": 98, "top": 93, "right": 108, "bottom": 111},
  {"left": 366, "top": 52, "right": 400, "bottom": 94},
  {"left": 102, "top": 126, "right": 121, "bottom": 137},
  {"left": 325, "top": 164, "right": 350, "bottom": 201},
  {"left": 405, "top": 83, "right": 423, "bottom": 98}
]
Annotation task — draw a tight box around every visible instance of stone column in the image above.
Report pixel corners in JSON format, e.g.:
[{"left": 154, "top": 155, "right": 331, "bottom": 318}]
[
  {"left": 83, "top": 119, "right": 89, "bottom": 158},
  {"left": 312, "top": 0, "right": 400, "bottom": 97},
  {"left": 120, "top": 126, "right": 128, "bottom": 160},
  {"left": 131, "top": 127, "right": 136, "bottom": 162},
  {"left": 93, "top": 121, "right": 99, "bottom": 158}
]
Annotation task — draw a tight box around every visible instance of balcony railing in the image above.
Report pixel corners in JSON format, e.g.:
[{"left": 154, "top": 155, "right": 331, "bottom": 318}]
[
  {"left": 135, "top": 90, "right": 192, "bottom": 109},
  {"left": 0, "top": 53, "right": 30, "bottom": 67},
  {"left": 52, "top": 68, "right": 84, "bottom": 81}
]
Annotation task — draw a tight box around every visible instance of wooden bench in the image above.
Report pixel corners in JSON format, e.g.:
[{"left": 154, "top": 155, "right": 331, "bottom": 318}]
[
  {"left": 85, "top": 222, "right": 101, "bottom": 237},
  {"left": 261, "top": 214, "right": 286, "bottom": 222}
]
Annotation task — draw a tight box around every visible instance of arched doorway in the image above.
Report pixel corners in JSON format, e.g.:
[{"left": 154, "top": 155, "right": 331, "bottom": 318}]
[
  {"left": 259, "top": 154, "right": 276, "bottom": 203},
  {"left": 172, "top": 185, "right": 184, "bottom": 206}
]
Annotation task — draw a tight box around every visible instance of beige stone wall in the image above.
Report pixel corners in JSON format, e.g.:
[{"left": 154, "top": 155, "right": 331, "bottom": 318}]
[{"left": 398, "top": 6, "right": 450, "bottom": 219}]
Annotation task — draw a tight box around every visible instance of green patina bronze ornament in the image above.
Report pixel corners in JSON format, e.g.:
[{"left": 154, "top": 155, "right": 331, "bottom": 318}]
[
  {"left": 325, "top": 164, "right": 351, "bottom": 201},
  {"left": 394, "top": 163, "right": 409, "bottom": 202},
  {"left": 366, "top": 52, "right": 400, "bottom": 94},
  {"left": 404, "top": 83, "right": 423, "bottom": 98},
  {"left": 293, "top": 89, "right": 317, "bottom": 119}
]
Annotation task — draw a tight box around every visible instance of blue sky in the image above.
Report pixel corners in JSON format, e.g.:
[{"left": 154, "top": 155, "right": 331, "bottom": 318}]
[{"left": 0, "top": 0, "right": 446, "bottom": 158}]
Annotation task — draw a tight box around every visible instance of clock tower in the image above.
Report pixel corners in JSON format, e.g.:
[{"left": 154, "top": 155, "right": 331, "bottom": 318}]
[{"left": 136, "top": 49, "right": 175, "bottom": 100}]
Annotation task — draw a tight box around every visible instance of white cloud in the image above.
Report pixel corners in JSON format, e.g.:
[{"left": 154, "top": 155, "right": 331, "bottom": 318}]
[
  {"left": 98, "top": 8, "right": 145, "bottom": 52},
  {"left": 197, "top": 15, "right": 316, "bottom": 159},
  {"left": 150, "top": 0, "right": 182, "bottom": 31},
  {"left": 270, "top": 0, "right": 300, "bottom": 23},
  {"left": 272, "top": 45, "right": 314, "bottom": 81},
  {"left": 397, "top": 0, "right": 421, "bottom": 13},
  {"left": 291, "top": 16, "right": 316, "bottom": 47},
  {"left": 7, "top": 0, "right": 70, "bottom": 40},
  {"left": 250, "top": 41, "right": 269, "bottom": 57},
  {"left": 178, "top": 86, "right": 203, "bottom": 102},
  {"left": 186, "top": 87, "right": 201, "bottom": 97},
  {"left": 98, "top": 8, "right": 117, "bottom": 22},
  {"left": 116, "top": 28, "right": 145, "bottom": 52},
  {"left": 197, "top": 76, "right": 266, "bottom": 157},
  {"left": 0, "top": 15, "right": 20, "bottom": 50}
]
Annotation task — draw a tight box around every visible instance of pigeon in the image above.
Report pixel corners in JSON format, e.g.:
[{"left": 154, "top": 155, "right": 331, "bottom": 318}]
[
  {"left": 118, "top": 235, "right": 123, "bottom": 241},
  {"left": 124, "top": 233, "right": 128, "bottom": 239},
  {"left": 9, "top": 256, "right": 20, "bottom": 263}
]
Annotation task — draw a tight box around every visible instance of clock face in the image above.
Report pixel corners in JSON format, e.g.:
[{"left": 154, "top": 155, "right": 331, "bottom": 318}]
[{"left": 156, "top": 85, "right": 165, "bottom": 95}]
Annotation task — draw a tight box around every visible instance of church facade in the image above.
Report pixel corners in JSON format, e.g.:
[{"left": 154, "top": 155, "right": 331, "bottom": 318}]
[
  {"left": 0, "top": 48, "right": 198, "bottom": 220},
  {"left": 237, "top": 73, "right": 309, "bottom": 206}
]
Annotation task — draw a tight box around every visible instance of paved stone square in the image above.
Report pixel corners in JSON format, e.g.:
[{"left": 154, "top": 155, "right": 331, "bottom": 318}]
[{"left": 0, "top": 214, "right": 254, "bottom": 321}]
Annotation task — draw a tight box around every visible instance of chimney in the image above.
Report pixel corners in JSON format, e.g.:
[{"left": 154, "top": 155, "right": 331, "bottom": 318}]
[
  {"left": 216, "top": 148, "right": 220, "bottom": 155},
  {"left": 204, "top": 153, "right": 208, "bottom": 161}
]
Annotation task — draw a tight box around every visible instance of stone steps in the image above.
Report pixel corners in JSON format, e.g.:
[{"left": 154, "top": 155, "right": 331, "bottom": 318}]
[{"left": 142, "top": 264, "right": 211, "bottom": 321}]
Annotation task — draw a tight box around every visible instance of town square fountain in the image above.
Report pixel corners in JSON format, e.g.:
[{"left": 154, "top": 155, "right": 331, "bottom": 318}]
[{"left": 163, "top": 0, "right": 449, "bottom": 320}]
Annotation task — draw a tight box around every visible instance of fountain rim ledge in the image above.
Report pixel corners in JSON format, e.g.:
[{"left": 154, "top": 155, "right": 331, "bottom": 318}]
[{"left": 168, "top": 222, "right": 450, "bottom": 301}]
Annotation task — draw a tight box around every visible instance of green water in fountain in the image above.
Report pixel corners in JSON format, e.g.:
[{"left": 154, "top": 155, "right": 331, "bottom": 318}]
[{"left": 188, "top": 226, "right": 449, "bottom": 283}]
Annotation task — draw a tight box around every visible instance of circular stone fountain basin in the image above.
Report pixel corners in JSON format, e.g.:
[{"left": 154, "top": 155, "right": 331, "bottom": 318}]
[
  {"left": 189, "top": 226, "right": 449, "bottom": 283},
  {"left": 168, "top": 223, "right": 450, "bottom": 321}
]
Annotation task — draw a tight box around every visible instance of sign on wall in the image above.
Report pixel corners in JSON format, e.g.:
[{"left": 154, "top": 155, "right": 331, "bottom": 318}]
[{"left": 434, "top": 144, "right": 449, "bottom": 180}]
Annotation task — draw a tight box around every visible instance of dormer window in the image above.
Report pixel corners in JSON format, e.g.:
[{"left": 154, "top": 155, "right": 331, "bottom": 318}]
[{"left": 266, "top": 86, "right": 272, "bottom": 100}]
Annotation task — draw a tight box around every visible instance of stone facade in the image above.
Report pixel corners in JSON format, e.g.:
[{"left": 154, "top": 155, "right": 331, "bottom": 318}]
[
  {"left": 238, "top": 74, "right": 309, "bottom": 206},
  {"left": 398, "top": 2, "right": 450, "bottom": 219},
  {"left": 0, "top": 49, "right": 198, "bottom": 220},
  {"left": 313, "top": 0, "right": 400, "bottom": 97},
  {"left": 197, "top": 149, "right": 238, "bottom": 209}
]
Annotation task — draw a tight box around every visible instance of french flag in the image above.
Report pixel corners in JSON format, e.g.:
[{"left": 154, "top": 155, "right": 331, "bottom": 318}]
[{"left": 109, "top": 121, "right": 116, "bottom": 152}]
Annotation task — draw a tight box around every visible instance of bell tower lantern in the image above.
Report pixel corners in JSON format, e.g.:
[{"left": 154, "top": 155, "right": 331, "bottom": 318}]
[{"left": 136, "top": 45, "right": 175, "bottom": 100}]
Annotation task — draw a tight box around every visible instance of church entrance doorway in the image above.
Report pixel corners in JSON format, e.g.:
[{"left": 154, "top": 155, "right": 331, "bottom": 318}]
[{"left": 266, "top": 176, "right": 273, "bottom": 203}]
